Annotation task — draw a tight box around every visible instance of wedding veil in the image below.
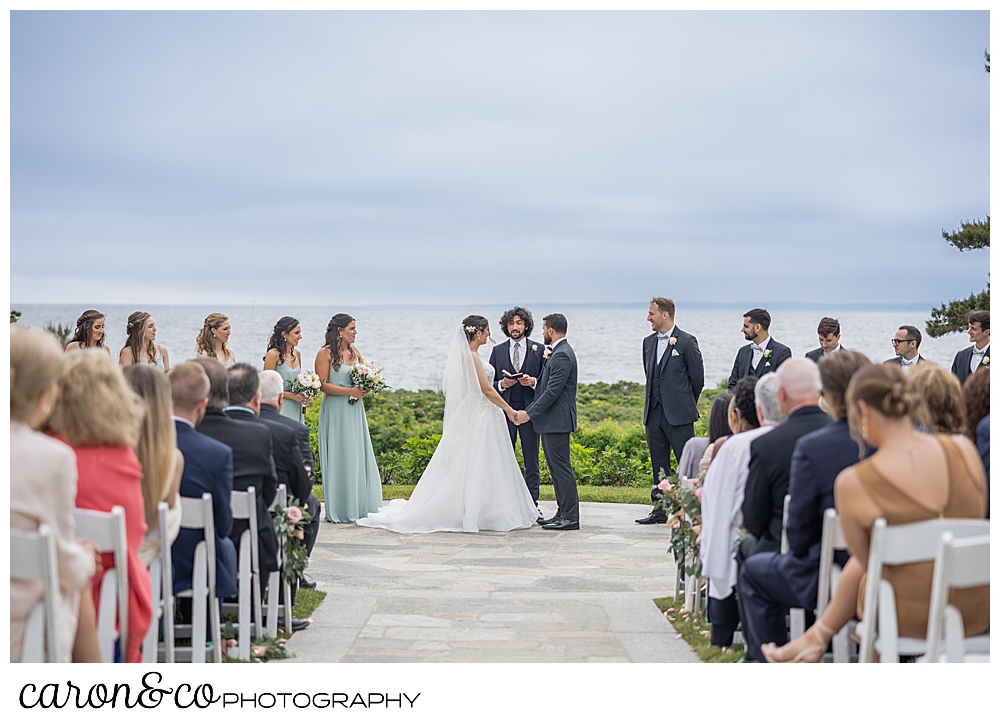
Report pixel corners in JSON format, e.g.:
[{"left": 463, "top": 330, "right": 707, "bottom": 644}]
[{"left": 442, "top": 324, "right": 481, "bottom": 435}]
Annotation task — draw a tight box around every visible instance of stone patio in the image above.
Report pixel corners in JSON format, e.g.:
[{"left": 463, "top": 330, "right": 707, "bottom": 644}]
[{"left": 277, "top": 500, "right": 700, "bottom": 663}]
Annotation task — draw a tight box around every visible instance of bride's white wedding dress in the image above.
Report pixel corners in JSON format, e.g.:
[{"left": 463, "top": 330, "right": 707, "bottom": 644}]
[{"left": 357, "top": 326, "right": 538, "bottom": 533}]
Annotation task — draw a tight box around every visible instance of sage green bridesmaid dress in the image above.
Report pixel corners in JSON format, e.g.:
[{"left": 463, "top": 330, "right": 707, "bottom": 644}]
[
  {"left": 276, "top": 358, "right": 305, "bottom": 425},
  {"left": 317, "top": 361, "right": 382, "bottom": 522}
]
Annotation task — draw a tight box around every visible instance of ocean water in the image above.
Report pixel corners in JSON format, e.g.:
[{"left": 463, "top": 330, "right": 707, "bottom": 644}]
[{"left": 14, "top": 304, "right": 974, "bottom": 391}]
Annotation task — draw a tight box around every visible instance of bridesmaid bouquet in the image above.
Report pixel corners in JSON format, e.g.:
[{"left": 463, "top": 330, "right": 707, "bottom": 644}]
[
  {"left": 348, "top": 361, "right": 389, "bottom": 405},
  {"left": 288, "top": 370, "right": 322, "bottom": 403}
]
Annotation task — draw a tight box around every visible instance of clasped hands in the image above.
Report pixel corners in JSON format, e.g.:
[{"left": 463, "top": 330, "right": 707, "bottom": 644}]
[{"left": 506, "top": 409, "right": 531, "bottom": 426}]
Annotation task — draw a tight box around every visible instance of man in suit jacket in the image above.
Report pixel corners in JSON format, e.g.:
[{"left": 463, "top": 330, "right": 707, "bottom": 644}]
[
  {"left": 191, "top": 358, "right": 280, "bottom": 581},
  {"left": 740, "top": 359, "right": 830, "bottom": 560},
  {"left": 167, "top": 362, "right": 238, "bottom": 599},
  {"left": 259, "top": 370, "right": 321, "bottom": 561},
  {"left": 728, "top": 308, "right": 792, "bottom": 391},
  {"left": 738, "top": 351, "right": 871, "bottom": 661},
  {"left": 488, "top": 306, "right": 545, "bottom": 513},
  {"left": 804, "top": 317, "right": 845, "bottom": 362},
  {"left": 951, "top": 309, "right": 990, "bottom": 386},
  {"left": 518, "top": 313, "right": 580, "bottom": 530},
  {"left": 635, "top": 297, "right": 705, "bottom": 525},
  {"left": 884, "top": 324, "right": 925, "bottom": 371}
]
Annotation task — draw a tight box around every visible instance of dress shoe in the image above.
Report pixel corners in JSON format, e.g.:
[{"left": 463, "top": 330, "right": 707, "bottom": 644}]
[
  {"left": 298, "top": 576, "right": 317, "bottom": 590},
  {"left": 542, "top": 518, "right": 579, "bottom": 531},
  {"left": 291, "top": 617, "right": 311, "bottom": 632},
  {"left": 539, "top": 515, "right": 562, "bottom": 526},
  {"left": 635, "top": 512, "right": 667, "bottom": 525}
]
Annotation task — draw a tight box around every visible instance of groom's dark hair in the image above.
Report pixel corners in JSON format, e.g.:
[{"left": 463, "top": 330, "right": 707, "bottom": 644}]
[
  {"left": 543, "top": 313, "right": 568, "bottom": 335},
  {"left": 499, "top": 306, "right": 534, "bottom": 337}
]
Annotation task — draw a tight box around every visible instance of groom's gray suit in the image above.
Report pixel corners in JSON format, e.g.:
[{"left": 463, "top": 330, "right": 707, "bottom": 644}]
[{"left": 526, "top": 338, "right": 579, "bottom": 523}]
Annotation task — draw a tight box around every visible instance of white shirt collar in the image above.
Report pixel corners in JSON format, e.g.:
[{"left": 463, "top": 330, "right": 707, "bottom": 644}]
[
  {"left": 173, "top": 415, "right": 195, "bottom": 428},
  {"left": 658, "top": 326, "right": 675, "bottom": 340},
  {"left": 551, "top": 337, "right": 567, "bottom": 349}
]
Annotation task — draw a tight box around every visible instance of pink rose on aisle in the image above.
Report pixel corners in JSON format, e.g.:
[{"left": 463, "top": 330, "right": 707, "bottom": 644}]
[
  {"left": 657, "top": 479, "right": 672, "bottom": 492},
  {"left": 286, "top": 506, "right": 303, "bottom": 524},
  {"left": 693, "top": 488, "right": 702, "bottom": 501}
]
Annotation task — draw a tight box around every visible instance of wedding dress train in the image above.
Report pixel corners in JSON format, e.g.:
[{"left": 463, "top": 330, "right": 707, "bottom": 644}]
[{"left": 357, "top": 326, "right": 538, "bottom": 533}]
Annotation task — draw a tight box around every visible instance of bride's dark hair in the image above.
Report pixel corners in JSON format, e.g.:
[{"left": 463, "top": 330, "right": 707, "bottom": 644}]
[
  {"left": 325, "top": 313, "right": 356, "bottom": 371},
  {"left": 462, "top": 315, "right": 489, "bottom": 342}
]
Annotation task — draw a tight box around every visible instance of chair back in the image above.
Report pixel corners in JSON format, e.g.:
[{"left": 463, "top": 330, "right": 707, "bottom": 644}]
[
  {"left": 816, "top": 508, "right": 849, "bottom": 618},
  {"left": 10, "top": 525, "right": 61, "bottom": 663},
  {"left": 925, "top": 531, "right": 990, "bottom": 662},
  {"left": 859, "top": 517, "right": 991, "bottom": 663},
  {"left": 780, "top": 494, "right": 791, "bottom": 555},
  {"left": 74, "top": 506, "right": 129, "bottom": 661},
  {"left": 229, "top": 486, "right": 263, "bottom": 657},
  {"left": 180, "top": 494, "right": 217, "bottom": 595}
]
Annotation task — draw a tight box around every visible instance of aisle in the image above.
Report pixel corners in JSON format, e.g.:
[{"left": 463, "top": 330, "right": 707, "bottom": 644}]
[{"left": 278, "top": 501, "right": 700, "bottom": 663}]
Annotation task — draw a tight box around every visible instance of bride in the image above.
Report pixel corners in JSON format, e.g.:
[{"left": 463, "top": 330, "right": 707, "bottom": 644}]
[{"left": 357, "top": 315, "right": 539, "bottom": 533}]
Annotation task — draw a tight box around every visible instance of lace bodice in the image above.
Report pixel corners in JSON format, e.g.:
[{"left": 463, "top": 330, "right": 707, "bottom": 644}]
[{"left": 481, "top": 359, "right": 494, "bottom": 382}]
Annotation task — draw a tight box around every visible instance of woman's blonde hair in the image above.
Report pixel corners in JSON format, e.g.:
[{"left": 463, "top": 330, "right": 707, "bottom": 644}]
[
  {"left": 846, "top": 363, "right": 918, "bottom": 447},
  {"left": 123, "top": 364, "right": 177, "bottom": 529},
  {"left": 11, "top": 325, "right": 65, "bottom": 422},
  {"left": 196, "top": 313, "right": 233, "bottom": 361},
  {"left": 909, "top": 362, "right": 966, "bottom": 434},
  {"left": 49, "top": 350, "right": 144, "bottom": 447}
]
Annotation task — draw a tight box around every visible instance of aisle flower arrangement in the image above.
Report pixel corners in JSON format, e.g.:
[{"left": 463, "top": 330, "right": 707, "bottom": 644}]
[
  {"left": 653, "top": 473, "right": 703, "bottom": 576},
  {"left": 271, "top": 498, "right": 311, "bottom": 584}
]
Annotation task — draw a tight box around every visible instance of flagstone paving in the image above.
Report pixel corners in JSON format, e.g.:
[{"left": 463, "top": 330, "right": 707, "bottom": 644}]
[{"left": 278, "top": 501, "right": 700, "bottom": 663}]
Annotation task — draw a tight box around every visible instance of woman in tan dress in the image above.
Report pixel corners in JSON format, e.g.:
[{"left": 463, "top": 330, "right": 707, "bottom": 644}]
[{"left": 763, "top": 363, "right": 988, "bottom": 662}]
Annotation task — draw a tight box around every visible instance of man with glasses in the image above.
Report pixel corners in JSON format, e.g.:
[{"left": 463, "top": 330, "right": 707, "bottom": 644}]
[
  {"left": 951, "top": 310, "right": 990, "bottom": 385},
  {"left": 884, "top": 325, "right": 924, "bottom": 371}
]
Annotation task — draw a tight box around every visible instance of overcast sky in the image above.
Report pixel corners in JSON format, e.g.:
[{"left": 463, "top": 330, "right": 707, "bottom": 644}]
[{"left": 10, "top": 10, "right": 990, "bottom": 307}]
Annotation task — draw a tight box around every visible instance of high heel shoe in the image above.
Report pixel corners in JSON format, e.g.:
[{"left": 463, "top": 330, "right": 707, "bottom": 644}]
[{"left": 762, "top": 621, "right": 835, "bottom": 663}]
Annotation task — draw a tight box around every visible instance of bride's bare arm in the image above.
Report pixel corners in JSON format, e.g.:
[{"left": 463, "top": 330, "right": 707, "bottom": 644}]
[{"left": 473, "top": 354, "right": 516, "bottom": 417}]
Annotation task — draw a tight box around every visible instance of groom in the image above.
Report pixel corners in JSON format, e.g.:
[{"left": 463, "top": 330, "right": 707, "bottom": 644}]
[{"left": 515, "top": 313, "right": 580, "bottom": 531}]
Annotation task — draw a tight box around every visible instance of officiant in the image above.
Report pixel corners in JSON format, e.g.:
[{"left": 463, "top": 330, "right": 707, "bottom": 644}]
[{"left": 489, "top": 307, "right": 545, "bottom": 511}]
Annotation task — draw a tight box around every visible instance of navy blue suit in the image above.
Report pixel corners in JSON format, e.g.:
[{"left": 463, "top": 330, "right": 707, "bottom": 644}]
[
  {"left": 171, "top": 420, "right": 239, "bottom": 599},
  {"left": 489, "top": 338, "right": 545, "bottom": 503},
  {"left": 739, "top": 419, "right": 860, "bottom": 661}
]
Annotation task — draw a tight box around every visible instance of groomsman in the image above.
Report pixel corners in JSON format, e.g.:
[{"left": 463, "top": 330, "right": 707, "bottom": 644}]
[
  {"left": 636, "top": 298, "right": 705, "bottom": 525},
  {"left": 489, "top": 306, "right": 545, "bottom": 516},
  {"left": 728, "top": 308, "right": 792, "bottom": 391},
  {"left": 884, "top": 325, "right": 925, "bottom": 370},
  {"left": 805, "top": 317, "right": 845, "bottom": 361},
  {"left": 952, "top": 310, "right": 990, "bottom": 385}
]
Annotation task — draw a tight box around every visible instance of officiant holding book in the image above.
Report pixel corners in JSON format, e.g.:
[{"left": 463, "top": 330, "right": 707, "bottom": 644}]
[{"left": 489, "top": 307, "right": 545, "bottom": 513}]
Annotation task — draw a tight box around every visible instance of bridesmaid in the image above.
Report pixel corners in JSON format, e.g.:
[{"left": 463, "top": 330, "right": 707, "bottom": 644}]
[
  {"left": 65, "top": 309, "right": 112, "bottom": 356},
  {"left": 119, "top": 311, "right": 170, "bottom": 371},
  {"left": 314, "top": 313, "right": 381, "bottom": 523},
  {"left": 263, "top": 316, "right": 308, "bottom": 423},
  {"left": 195, "top": 313, "right": 236, "bottom": 367}
]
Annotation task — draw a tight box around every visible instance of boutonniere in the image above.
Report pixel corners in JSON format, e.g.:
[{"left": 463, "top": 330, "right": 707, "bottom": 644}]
[
  {"left": 763, "top": 349, "right": 772, "bottom": 358},
  {"left": 983, "top": 356, "right": 990, "bottom": 366},
  {"left": 543, "top": 346, "right": 552, "bottom": 360},
  {"left": 531, "top": 343, "right": 539, "bottom": 353},
  {"left": 668, "top": 337, "right": 677, "bottom": 346}
]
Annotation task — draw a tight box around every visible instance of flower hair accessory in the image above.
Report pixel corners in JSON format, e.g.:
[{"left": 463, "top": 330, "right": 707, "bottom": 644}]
[{"left": 465, "top": 325, "right": 479, "bottom": 333}]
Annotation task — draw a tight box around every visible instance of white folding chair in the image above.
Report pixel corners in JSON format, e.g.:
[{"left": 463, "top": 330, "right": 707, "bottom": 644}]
[
  {"left": 264, "top": 484, "right": 294, "bottom": 637},
  {"left": 10, "top": 525, "right": 61, "bottom": 663},
  {"left": 174, "top": 493, "right": 223, "bottom": 663},
  {"left": 779, "top": 495, "right": 807, "bottom": 640},
  {"left": 74, "top": 506, "right": 129, "bottom": 663},
  {"left": 859, "top": 517, "right": 990, "bottom": 663},
  {"left": 222, "top": 487, "right": 263, "bottom": 660},
  {"left": 142, "top": 502, "right": 176, "bottom": 663},
  {"left": 924, "top": 531, "right": 990, "bottom": 663},
  {"left": 816, "top": 508, "right": 854, "bottom": 662}
]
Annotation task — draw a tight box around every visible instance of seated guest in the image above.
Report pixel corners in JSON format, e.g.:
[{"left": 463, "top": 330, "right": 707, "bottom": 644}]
[
  {"left": 700, "top": 377, "right": 770, "bottom": 647},
  {"left": 884, "top": 324, "right": 924, "bottom": 370},
  {"left": 10, "top": 325, "right": 101, "bottom": 663},
  {"left": 167, "top": 363, "right": 238, "bottom": 600},
  {"left": 909, "top": 363, "right": 966, "bottom": 435},
  {"left": 951, "top": 310, "right": 989, "bottom": 386},
  {"left": 48, "top": 351, "right": 152, "bottom": 663},
  {"left": 727, "top": 308, "right": 792, "bottom": 391},
  {"left": 762, "top": 364, "right": 988, "bottom": 662},
  {"left": 122, "top": 364, "right": 185, "bottom": 566},
  {"left": 740, "top": 359, "right": 830, "bottom": 560},
  {"left": 259, "top": 369, "right": 321, "bottom": 563},
  {"left": 805, "top": 317, "right": 845, "bottom": 362},
  {"left": 192, "top": 358, "right": 280, "bottom": 581},
  {"left": 962, "top": 367, "right": 989, "bottom": 516},
  {"left": 739, "top": 351, "right": 872, "bottom": 662},
  {"left": 695, "top": 393, "right": 733, "bottom": 477}
]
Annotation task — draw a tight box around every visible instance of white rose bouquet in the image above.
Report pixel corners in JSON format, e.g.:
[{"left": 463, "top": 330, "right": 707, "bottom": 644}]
[
  {"left": 348, "top": 362, "right": 389, "bottom": 405},
  {"left": 287, "top": 370, "right": 322, "bottom": 404}
]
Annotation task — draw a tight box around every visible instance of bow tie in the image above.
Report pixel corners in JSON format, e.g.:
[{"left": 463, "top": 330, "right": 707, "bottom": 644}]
[
  {"left": 973, "top": 347, "right": 988, "bottom": 356},
  {"left": 657, "top": 333, "right": 671, "bottom": 340},
  {"left": 900, "top": 357, "right": 916, "bottom": 365},
  {"left": 750, "top": 343, "right": 765, "bottom": 352}
]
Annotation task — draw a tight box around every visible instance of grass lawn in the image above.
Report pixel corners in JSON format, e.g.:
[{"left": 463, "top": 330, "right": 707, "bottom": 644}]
[
  {"left": 313, "top": 483, "right": 650, "bottom": 505},
  {"left": 653, "top": 595, "right": 744, "bottom": 663}
]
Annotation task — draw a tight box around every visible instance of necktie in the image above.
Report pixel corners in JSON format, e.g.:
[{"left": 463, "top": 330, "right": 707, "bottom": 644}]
[{"left": 513, "top": 342, "right": 521, "bottom": 372}]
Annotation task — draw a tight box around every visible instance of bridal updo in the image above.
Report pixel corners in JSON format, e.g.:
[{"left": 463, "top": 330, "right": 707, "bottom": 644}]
[{"left": 462, "top": 315, "right": 489, "bottom": 341}]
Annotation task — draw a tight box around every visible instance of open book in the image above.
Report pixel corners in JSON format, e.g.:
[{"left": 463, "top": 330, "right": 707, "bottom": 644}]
[{"left": 502, "top": 370, "right": 526, "bottom": 379}]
